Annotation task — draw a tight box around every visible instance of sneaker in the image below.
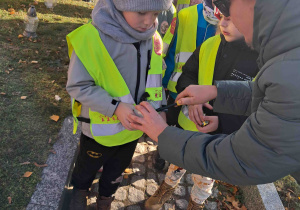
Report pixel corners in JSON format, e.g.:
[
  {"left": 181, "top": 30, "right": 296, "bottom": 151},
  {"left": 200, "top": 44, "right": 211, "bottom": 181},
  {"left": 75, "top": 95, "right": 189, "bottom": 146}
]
[
  {"left": 145, "top": 181, "right": 176, "bottom": 210},
  {"left": 187, "top": 198, "right": 205, "bottom": 210},
  {"left": 96, "top": 196, "right": 114, "bottom": 210},
  {"left": 69, "top": 188, "right": 89, "bottom": 210}
]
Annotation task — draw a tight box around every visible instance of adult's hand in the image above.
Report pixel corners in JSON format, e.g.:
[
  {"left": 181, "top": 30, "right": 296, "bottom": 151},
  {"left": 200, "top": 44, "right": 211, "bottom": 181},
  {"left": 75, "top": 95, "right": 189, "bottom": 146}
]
[
  {"left": 128, "top": 102, "right": 168, "bottom": 142},
  {"left": 114, "top": 102, "right": 136, "bottom": 131},
  {"left": 176, "top": 85, "right": 217, "bottom": 106}
]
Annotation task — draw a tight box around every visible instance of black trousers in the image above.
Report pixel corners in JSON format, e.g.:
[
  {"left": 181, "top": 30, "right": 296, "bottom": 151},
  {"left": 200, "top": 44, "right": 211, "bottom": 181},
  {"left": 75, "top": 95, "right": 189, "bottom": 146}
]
[
  {"left": 166, "top": 96, "right": 182, "bottom": 127},
  {"left": 71, "top": 133, "right": 138, "bottom": 197}
]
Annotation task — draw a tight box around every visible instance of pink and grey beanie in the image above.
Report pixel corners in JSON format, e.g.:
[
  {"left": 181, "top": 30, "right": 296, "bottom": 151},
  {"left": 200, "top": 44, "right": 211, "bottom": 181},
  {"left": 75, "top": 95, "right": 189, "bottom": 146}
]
[{"left": 112, "top": 0, "right": 172, "bottom": 12}]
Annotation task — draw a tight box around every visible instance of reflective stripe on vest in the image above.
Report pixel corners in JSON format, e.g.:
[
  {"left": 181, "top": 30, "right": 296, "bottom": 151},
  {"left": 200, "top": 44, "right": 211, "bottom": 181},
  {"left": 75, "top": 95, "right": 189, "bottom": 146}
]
[
  {"left": 162, "top": 4, "right": 177, "bottom": 58},
  {"left": 178, "top": 35, "right": 221, "bottom": 131},
  {"left": 176, "top": 0, "right": 191, "bottom": 12},
  {"left": 67, "top": 23, "right": 163, "bottom": 146},
  {"left": 167, "top": 5, "right": 198, "bottom": 93}
]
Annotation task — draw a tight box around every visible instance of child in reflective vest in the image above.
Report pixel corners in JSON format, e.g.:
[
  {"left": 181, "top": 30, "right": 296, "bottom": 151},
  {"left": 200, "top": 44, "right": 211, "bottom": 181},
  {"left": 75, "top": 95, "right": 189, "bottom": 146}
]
[
  {"left": 66, "top": 0, "right": 171, "bottom": 209},
  {"left": 154, "top": 0, "right": 218, "bottom": 171},
  {"left": 145, "top": 8, "right": 259, "bottom": 210}
]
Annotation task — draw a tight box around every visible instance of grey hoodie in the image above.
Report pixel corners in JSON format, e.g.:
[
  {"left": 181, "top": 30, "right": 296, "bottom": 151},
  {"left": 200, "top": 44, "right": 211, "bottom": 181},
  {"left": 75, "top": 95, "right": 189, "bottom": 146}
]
[
  {"left": 66, "top": 2, "right": 166, "bottom": 139},
  {"left": 159, "top": 0, "right": 300, "bottom": 185}
]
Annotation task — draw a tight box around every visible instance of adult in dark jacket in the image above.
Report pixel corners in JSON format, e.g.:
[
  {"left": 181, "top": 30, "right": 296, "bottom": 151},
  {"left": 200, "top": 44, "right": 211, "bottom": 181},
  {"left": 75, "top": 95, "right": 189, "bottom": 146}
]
[
  {"left": 177, "top": 33, "right": 258, "bottom": 134},
  {"left": 129, "top": 0, "right": 300, "bottom": 185}
]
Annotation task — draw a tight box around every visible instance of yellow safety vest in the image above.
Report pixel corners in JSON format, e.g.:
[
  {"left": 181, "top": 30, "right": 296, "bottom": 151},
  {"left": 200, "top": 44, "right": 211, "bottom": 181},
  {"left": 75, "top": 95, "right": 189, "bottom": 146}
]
[
  {"left": 167, "top": 5, "right": 198, "bottom": 93},
  {"left": 176, "top": 0, "right": 191, "bottom": 12},
  {"left": 67, "top": 23, "right": 163, "bottom": 146},
  {"left": 162, "top": 4, "right": 177, "bottom": 59},
  {"left": 178, "top": 35, "right": 221, "bottom": 131}
]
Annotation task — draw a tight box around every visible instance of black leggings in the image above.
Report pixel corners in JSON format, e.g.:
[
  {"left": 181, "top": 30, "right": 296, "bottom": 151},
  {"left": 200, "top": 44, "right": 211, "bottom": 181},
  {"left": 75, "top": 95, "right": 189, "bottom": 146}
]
[{"left": 71, "top": 133, "right": 138, "bottom": 197}]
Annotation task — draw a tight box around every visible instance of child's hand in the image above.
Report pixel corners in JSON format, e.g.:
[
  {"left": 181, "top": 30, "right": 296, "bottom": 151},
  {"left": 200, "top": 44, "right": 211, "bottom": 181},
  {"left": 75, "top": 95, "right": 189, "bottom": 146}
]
[
  {"left": 114, "top": 102, "right": 136, "bottom": 131},
  {"left": 196, "top": 116, "right": 219, "bottom": 133},
  {"left": 188, "top": 103, "right": 213, "bottom": 126}
]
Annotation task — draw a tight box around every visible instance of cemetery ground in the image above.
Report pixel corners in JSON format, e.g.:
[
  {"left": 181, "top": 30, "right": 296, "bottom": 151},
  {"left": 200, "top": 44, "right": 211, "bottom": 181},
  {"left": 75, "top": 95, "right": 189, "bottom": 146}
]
[{"left": 0, "top": 0, "right": 299, "bottom": 209}]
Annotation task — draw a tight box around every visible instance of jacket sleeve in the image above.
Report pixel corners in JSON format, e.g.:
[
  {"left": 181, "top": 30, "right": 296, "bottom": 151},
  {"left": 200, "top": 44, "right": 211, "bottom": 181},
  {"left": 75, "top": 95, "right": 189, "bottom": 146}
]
[
  {"left": 176, "top": 46, "right": 201, "bottom": 93},
  {"left": 159, "top": 62, "right": 300, "bottom": 185},
  {"left": 66, "top": 51, "right": 118, "bottom": 117},
  {"left": 213, "top": 80, "right": 253, "bottom": 116}
]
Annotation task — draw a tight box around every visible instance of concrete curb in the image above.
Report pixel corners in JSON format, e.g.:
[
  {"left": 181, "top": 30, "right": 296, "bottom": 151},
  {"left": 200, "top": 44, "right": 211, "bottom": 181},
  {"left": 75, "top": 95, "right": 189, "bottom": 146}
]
[
  {"left": 26, "top": 116, "right": 80, "bottom": 210},
  {"left": 240, "top": 183, "right": 284, "bottom": 210}
]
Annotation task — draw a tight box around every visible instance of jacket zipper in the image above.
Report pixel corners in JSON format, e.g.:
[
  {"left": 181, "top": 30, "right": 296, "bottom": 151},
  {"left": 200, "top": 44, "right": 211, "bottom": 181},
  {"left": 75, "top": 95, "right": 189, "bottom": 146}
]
[{"left": 134, "top": 42, "right": 141, "bottom": 103}]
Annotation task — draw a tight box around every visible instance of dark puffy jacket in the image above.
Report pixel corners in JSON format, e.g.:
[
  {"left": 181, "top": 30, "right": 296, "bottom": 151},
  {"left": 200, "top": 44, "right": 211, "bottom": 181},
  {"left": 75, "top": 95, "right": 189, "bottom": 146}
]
[
  {"left": 176, "top": 34, "right": 259, "bottom": 134},
  {"left": 158, "top": 0, "right": 300, "bottom": 185}
]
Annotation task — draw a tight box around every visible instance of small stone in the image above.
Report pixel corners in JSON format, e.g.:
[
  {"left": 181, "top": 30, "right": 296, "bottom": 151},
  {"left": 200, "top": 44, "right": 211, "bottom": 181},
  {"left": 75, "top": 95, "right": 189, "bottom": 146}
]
[
  {"left": 148, "top": 145, "right": 157, "bottom": 152},
  {"left": 128, "top": 187, "right": 145, "bottom": 203},
  {"left": 186, "top": 174, "right": 193, "bottom": 185},
  {"left": 147, "top": 172, "right": 157, "bottom": 183},
  {"left": 127, "top": 205, "right": 142, "bottom": 210},
  {"left": 164, "top": 203, "right": 175, "bottom": 210},
  {"left": 114, "top": 187, "right": 127, "bottom": 201},
  {"left": 158, "top": 173, "right": 165, "bottom": 184},
  {"left": 135, "top": 143, "right": 148, "bottom": 154},
  {"left": 174, "top": 185, "right": 186, "bottom": 196},
  {"left": 205, "top": 201, "right": 218, "bottom": 210},
  {"left": 131, "top": 175, "right": 146, "bottom": 189},
  {"left": 111, "top": 201, "right": 125, "bottom": 210},
  {"left": 176, "top": 199, "right": 188, "bottom": 209},
  {"left": 132, "top": 153, "right": 145, "bottom": 163},
  {"left": 146, "top": 183, "right": 159, "bottom": 196},
  {"left": 132, "top": 163, "right": 146, "bottom": 175}
]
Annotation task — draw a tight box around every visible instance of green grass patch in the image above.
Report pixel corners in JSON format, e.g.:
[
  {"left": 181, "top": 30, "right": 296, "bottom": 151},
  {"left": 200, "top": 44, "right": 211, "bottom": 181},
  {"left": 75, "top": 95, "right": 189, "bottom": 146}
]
[{"left": 0, "top": 0, "right": 92, "bottom": 208}]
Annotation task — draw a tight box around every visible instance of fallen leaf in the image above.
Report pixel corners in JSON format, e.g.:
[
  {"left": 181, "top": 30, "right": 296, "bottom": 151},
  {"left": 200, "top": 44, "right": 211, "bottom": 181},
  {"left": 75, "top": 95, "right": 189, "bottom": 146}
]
[
  {"left": 35, "top": 50, "right": 39, "bottom": 54},
  {"left": 49, "top": 149, "right": 56, "bottom": 154},
  {"left": 8, "top": 8, "right": 15, "bottom": 15},
  {"left": 298, "top": 196, "right": 300, "bottom": 200},
  {"left": 50, "top": 115, "right": 59, "bottom": 122},
  {"left": 20, "top": 96, "right": 27, "bottom": 100},
  {"left": 34, "top": 162, "right": 48, "bottom": 168},
  {"left": 232, "top": 200, "right": 240, "bottom": 209},
  {"left": 18, "top": 34, "right": 24, "bottom": 38},
  {"left": 5, "top": 70, "right": 10, "bottom": 74},
  {"left": 51, "top": 80, "right": 55, "bottom": 83},
  {"left": 7, "top": 197, "right": 12, "bottom": 204},
  {"left": 124, "top": 168, "right": 132, "bottom": 173},
  {"left": 23, "top": 171, "right": 33, "bottom": 177},
  {"left": 20, "top": 161, "right": 30, "bottom": 165},
  {"left": 226, "top": 195, "right": 236, "bottom": 203},
  {"left": 0, "top": 92, "right": 6, "bottom": 95},
  {"left": 8, "top": 68, "right": 14, "bottom": 71},
  {"left": 48, "top": 138, "right": 52, "bottom": 144},
  {"left": 31, "top": 60, "right": 38, "bottom": 64},
  {"left": 33, "top": 1, "right": 38, "bottom": 5},
  {"left": 241, "top": 205, "right": 247, "bottom": 210},
  {"left": 231, "top": 186, "right": 238, "bottom": 195}
]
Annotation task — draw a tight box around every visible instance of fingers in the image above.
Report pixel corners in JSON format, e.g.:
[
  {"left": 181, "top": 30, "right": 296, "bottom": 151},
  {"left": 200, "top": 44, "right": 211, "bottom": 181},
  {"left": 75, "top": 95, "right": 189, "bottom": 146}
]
[
  {"left": 123, "top": 119, "right": 136, "bottom": 131},
  {"left": 136, "top": 102, "right": 153, "bottom": 114},
  {"left": 188, "top": 106, "right": 196, "bottom": 124},
  {"left": 175, "top": 89, "right": 190, "bottom": 104},
  {"left": 177, "top": 97, "right": 194, "bottom": 106},
  {"left": 128, "top": 113, "right": 145, "bottom": 125},
  {"left": 194, "top": 106, "right": 203, "bottom": 125},
  {"left": 203, "top": 103, "right": 213, "bottom": 110}
]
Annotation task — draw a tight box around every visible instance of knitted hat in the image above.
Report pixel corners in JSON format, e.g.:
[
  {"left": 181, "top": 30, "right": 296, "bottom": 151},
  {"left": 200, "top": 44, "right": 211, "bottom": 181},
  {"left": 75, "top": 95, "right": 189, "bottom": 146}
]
[{"left": 112, "top": 0, "right": 172, "bottom": 12}]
